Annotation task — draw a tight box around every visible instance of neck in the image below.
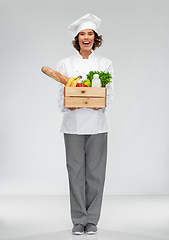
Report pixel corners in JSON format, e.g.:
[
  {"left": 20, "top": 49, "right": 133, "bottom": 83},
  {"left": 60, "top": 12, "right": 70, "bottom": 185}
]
[{"left": 79, "top": 50, "right": 92, "bottom": 59}]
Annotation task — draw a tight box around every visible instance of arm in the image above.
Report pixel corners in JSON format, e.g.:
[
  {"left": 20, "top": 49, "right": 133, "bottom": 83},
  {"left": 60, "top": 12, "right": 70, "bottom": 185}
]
[
  {"left": 56, "top": 61, "right": 82, "bottom": 112},
  {"left": 91, "top": 61, "right": 114, "bottom": 112},
  {"left": 56, "top": 61, "right": 71, "bottom": 113},
  {"left": 105, "top": 60, "right": 114, "bottom": 109}
]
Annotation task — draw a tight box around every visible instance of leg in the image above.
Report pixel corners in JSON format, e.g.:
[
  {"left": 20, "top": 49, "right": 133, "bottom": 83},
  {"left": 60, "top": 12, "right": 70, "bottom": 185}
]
[
  {"left": 85, "top": 132, "right": 108, "bottom": 225},
  {"left": 64, "top": 133, "right": 87, "bottom": 226}
]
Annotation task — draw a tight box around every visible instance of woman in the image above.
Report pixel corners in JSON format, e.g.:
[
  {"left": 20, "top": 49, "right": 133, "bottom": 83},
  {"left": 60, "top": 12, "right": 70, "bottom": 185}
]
[{"left": 57, "top": 13, "right": 114, "bottom": 235}]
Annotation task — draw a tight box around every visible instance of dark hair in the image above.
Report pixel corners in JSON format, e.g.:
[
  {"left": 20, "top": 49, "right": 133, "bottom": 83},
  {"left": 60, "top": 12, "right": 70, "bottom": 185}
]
[{"left": 72, "top": 31, "right": 103, "bottom": 52}]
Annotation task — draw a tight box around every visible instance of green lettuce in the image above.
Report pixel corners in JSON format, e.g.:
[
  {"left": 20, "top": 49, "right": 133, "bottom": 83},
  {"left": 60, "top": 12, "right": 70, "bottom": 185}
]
[{"left": 86, "top": 71, "right": 112, "bottom": 87}]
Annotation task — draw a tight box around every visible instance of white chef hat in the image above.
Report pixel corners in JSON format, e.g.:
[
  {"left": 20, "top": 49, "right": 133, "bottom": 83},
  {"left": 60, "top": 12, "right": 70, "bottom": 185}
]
[{"left": 67, "top": 13, "right": 101, "bottom": 38}]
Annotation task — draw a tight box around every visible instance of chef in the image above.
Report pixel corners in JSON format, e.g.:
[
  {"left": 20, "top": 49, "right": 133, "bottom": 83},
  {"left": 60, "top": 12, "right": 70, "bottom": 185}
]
[{"left": 57, "top": 13, "right": 114, "bottom": 235}]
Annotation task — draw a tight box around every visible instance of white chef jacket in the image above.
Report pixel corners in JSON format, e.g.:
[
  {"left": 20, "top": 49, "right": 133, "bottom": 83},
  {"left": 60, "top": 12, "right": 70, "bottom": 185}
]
[{"left": 56, "top": 51, "right": 114, "bottom": 134}]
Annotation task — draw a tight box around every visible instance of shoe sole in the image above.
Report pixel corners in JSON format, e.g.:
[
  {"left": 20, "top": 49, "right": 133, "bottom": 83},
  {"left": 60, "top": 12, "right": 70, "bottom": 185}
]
[
  {"left": 72, "top": 231, "right": 84, "bottom": 235},
  {"left": 85, "top": 230, "right": 97, "bottom": 235}
]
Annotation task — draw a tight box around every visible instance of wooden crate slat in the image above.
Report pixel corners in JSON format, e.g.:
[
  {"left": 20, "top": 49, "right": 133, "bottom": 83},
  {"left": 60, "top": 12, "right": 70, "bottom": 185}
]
[
  {"left": 64, "top": 97, "right": 106, "bottom": 108},
  {"left": 65, "top": 87, "right": 106, "bottom": 97}
]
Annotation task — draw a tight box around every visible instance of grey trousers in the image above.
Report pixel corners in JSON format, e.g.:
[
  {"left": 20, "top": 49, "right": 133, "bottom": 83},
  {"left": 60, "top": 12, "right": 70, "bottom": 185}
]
[{"left": 64, "top": 132, "right": 108, "bottom": 226}]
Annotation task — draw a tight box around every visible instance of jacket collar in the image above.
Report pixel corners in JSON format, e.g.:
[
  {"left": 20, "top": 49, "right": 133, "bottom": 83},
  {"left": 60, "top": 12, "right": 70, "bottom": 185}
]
[{"left": 76, "top": 51, "right": 95, "bottom": 60}]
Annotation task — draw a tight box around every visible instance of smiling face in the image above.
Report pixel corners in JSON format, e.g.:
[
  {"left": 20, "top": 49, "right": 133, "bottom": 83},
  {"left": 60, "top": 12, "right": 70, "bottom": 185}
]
[{"left": 78, "top": 29, "right": 95, "bottom": 53}]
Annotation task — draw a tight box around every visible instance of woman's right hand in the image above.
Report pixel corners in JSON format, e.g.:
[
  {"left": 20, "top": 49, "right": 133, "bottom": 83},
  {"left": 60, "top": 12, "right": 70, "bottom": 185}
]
[{"left": 68, "top": 107, "right": 82, "bottom": 111}]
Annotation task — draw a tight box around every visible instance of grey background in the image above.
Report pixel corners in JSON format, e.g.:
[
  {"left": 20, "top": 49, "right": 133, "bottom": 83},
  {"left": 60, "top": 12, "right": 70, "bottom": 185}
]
[{"left": 0, "top": 0, "right": 169, "bottom": 195}]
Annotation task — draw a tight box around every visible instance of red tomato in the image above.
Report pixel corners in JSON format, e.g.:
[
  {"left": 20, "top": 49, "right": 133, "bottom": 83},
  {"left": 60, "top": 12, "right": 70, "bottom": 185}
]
[
  {"left": 82, "top": 84, "right": 88, "bottom": 87},
  {"left": 76, "top": 83, "right": 83, "bottom": 87}
]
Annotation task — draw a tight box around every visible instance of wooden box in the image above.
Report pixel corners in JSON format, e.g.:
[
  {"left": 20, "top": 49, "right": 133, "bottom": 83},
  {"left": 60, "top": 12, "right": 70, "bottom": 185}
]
[{"left": 64, "top": 87, "right": 107, "bottom": 108}]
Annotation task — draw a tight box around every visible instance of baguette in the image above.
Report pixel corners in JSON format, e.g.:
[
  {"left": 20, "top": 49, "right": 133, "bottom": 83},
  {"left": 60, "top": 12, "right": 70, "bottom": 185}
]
[{"left": 41, "top": 66, "right": 69, "bottom": 85}]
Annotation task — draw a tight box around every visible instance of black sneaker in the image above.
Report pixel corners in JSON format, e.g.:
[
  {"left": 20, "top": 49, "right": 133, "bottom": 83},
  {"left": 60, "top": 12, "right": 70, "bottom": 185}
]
[
  {"left": 85, "top": 223, "right": 97, "bottom": 234},
  {"left": 72, "top": 224, "right": 84, "bottom": 235}
]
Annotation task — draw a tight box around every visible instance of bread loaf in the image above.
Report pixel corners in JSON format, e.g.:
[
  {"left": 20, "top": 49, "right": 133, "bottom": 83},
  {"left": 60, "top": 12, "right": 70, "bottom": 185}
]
[{"left": 41, "top": 66, "right": 69, "bottom": 85}]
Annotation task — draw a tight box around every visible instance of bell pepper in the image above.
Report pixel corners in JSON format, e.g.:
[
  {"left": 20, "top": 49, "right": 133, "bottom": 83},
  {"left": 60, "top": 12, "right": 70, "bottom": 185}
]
[{"left": 76, "top": 83, "right": 83, "bottom": 87}]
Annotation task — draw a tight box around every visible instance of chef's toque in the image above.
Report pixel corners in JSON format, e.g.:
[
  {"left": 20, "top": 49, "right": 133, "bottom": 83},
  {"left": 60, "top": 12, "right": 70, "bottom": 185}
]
[{"left": 67, "top": 13, "right": 101, "bottom": 37}]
